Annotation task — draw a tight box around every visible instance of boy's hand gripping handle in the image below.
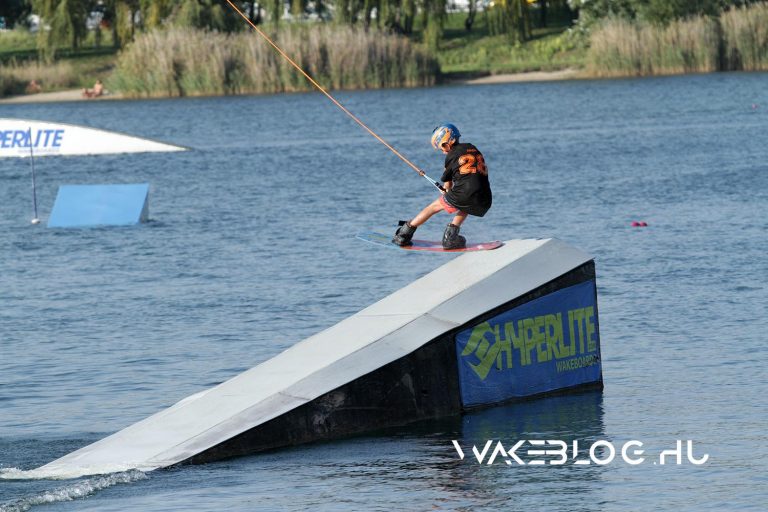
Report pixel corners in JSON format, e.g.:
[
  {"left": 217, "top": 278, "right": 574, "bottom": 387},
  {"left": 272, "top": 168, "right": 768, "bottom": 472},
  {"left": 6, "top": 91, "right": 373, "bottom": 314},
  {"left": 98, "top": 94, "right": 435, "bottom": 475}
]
[{"left": 420, "top": 171, "right": 445, "bottom": 192}]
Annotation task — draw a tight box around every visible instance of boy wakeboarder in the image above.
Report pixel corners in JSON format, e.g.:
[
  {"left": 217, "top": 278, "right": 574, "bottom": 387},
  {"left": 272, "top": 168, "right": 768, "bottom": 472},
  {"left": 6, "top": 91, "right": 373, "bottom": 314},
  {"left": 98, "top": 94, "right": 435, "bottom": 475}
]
[{"left": 393, "top": 123, "right": 492, "bottom": 249}]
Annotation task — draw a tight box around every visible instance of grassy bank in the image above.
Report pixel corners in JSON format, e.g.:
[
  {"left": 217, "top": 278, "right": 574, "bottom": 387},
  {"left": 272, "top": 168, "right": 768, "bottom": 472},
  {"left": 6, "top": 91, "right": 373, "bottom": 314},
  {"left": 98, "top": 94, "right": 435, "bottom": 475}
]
[
  {"left": 0, "top": 53, "right": 116, "bottom": 97},
  {"left": 110, "top": 26, "right": 438, "bottom": 98},
  {"left": 587, "top": 3, "right": 768, "bottom": 76},
  {"left": 436, "top": 13, "right": 584, "bottom": 77},
  {"left": 0, "top": 29, "right": 117, "bottom": 96}
]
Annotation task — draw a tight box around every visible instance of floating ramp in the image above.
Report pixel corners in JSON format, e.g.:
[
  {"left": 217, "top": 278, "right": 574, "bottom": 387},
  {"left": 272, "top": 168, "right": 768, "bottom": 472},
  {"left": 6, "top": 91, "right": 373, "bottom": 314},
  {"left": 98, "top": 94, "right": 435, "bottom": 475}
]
[
  {"left": 34, "top": 238, "right": 602, "bottom": 479},
  {"left": 0, "top": 118, "right": 186, "bottom": 158},
  {"left": 47, "top": 184, "right": 150, "bottom": 228}
]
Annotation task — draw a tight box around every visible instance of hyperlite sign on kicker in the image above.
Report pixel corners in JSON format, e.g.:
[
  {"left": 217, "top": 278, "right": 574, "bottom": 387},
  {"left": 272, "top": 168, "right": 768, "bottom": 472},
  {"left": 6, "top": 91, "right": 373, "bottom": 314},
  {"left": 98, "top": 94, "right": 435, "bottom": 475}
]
[
  {"left": 455, "top": 279, "right": 602, "bottom": 407},
  {"left": 0, "top": 119, "right": 186, "bottom": 157}
]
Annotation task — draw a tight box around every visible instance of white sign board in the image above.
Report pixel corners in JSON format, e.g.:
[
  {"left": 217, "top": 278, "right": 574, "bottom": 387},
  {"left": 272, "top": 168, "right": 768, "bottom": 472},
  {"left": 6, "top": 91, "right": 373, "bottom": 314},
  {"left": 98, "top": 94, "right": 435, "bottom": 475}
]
[{"left": 0, "top": 118, "right": 186, "bottom": 158}]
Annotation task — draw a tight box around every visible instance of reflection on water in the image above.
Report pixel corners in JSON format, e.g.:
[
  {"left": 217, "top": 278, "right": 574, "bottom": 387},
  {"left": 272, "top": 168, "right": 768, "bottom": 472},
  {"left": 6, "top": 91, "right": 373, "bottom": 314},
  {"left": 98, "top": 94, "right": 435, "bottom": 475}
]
[
  {"left": 439, "top": 392, "right": 606, "bottom": 508},
  {"left": 458, "top": 391, "right": 605, "bottom": 447}
]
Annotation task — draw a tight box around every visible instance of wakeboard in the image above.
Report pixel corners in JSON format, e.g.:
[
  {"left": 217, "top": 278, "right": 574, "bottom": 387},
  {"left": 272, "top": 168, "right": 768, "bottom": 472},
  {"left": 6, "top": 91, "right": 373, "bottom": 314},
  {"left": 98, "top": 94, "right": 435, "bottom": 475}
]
[{"left": 356, "top": 232, "right": 503, "bottom": 253}]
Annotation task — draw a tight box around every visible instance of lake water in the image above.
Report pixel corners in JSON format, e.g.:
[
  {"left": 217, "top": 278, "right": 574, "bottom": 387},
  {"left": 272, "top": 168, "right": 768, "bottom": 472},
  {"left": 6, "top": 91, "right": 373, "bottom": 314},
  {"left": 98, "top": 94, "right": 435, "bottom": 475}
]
[{"left": 1, "top": 73, "right": 767, "bottom": 511}]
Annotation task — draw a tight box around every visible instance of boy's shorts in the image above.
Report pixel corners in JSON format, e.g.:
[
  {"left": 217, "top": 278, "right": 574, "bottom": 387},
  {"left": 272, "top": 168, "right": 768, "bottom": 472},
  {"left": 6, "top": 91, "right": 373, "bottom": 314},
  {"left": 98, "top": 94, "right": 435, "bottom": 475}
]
[{"left": 440, "top": 195, "right": 464, "bottom": 215}]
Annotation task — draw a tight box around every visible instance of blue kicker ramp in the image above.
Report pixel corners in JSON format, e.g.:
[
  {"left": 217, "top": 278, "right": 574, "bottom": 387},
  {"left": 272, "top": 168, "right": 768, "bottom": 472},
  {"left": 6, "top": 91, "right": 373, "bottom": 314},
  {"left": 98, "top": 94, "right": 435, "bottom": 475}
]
[{"left": 48, "top": 184, "right": 149, "bottom": 228}]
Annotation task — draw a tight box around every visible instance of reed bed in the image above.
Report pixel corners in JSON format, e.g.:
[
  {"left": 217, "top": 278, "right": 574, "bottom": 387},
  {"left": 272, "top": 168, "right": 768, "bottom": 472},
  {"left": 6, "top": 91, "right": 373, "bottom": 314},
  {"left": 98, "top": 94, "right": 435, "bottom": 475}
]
[
  {"left": 587, "top": 17, "right": 719, "bottom": 77},
  {"left": 721, "top": 3, "right": 768, "bottom": 71},
  {"left": 111, "top": 26, "right": 438, "bottom": 98},
  {"left": 587, "top": 2, "right": 768, "bottom": 77},
  {"left": 0, "top": 59, "right": 77, "bottom": 97}
]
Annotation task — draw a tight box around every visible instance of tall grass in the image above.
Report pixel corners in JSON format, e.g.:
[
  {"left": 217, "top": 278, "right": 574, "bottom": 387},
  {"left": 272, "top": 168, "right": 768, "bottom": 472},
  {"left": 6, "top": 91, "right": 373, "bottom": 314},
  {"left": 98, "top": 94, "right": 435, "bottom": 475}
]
[
  {"left": 587, "top": 2, "right": 768, "bottom": 77},
  {"left": 721, "top": 3, "right": 768, "bottom": 71},
  {"left": 111, "top": 26, "right": 438, "bottom": 98},
  {"left": 0, "top": 59, "right": 77, "bottom": 96},
  {"left": 587, "top": 17, "right": 719, "bottom": 77}
]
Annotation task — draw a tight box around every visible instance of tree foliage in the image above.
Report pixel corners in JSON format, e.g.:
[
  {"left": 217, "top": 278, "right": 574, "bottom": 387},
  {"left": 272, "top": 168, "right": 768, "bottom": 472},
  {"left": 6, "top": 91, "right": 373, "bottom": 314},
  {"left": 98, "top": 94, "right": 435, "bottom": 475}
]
[
  {"left": 488, "top": 0, "right": 532, "bottom": 42},
  {"left": 0, "top": 0, "right": 31, "bottom": 28},
  {"left": 639, "top": 0, "right": 726, "bottom": 23},
  {"left": 31, "top": 0, "right": 90, "bottom": 60},
  {"left": 17, "top": 0, "right": 768, "bottom": 62},
  {"left": 569, "top": 0, "right": 765, "bottom": 24}
]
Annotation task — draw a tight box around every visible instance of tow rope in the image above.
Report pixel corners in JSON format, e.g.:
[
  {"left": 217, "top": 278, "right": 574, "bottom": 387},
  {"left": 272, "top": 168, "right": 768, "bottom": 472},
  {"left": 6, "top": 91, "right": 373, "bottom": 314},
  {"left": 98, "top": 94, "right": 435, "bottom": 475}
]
[{"left": 224, "top": 0, "right": 444, "bottom": 191}]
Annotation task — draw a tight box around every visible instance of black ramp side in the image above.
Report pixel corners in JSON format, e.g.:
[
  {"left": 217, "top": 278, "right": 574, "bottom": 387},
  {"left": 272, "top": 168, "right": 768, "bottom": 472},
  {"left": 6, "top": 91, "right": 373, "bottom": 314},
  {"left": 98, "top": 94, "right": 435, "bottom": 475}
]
[{"left": 188, "top": 261, "right": 601, "bottom": 463}]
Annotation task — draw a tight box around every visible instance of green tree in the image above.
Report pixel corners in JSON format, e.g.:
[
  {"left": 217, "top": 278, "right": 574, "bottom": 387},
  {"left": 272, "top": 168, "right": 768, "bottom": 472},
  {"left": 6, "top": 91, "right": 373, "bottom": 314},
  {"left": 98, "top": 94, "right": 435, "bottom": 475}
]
[
  {"left": 402, "top": 0, "right": 416, "bottom": 33},
  {"left": 637, "top": 0, "right": 723, "bottom": 22},
  {"left": 167, "top": 0, "right": 228, "bottom": 30},
  {"left": 113, "top": 0, "right": 139, "bottom": 47},
  {"left": 569, "top": 0, "right": 761, "bottom": 24},
  {"left": 568, "top": 0, "right": 638, "bottom": 24},
  {"left": 380, "top": 0, "right": 416, "bottom": 34},
  {"left": 534, "top": 0, "right": 574, "bottom": 28},
  {"left": 421, "top": 0, "right": 446, "bottom": 49},
  {"left": 291, "top": 0, "right": 308, "bottom": 18},
  {"left": 31, "top": 0, "right": 90, "bottom": 60},
  {"left": 361, "top": 0, "right": 377, "bottom": 28},
  {"left": 465, "top": 0, "right": 478, "bottom": 31},
  {"left": 262, "top": 0, "right": 284, "bottom": 25},
  {"left": 245, "top": 1, "right": 263, "bottom": 24},
  {"left": 333, "top": 0, "right": 356, "bottom": 23},
  {"left": 138, "top": 0, "right": 174, "bottom": 29},
  {"left": 488, "top": 0, "right": 532, "bottom": 42},
  {"left": 0, "top": 0, "right": 31, "bottom": 28}
]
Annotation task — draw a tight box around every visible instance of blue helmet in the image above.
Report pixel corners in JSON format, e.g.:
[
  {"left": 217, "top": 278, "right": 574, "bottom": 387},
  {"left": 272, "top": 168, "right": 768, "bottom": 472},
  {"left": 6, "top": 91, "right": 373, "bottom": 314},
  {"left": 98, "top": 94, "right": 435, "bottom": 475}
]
[{"left": 431, "top": 123, "right": 461, "bottom": 150}]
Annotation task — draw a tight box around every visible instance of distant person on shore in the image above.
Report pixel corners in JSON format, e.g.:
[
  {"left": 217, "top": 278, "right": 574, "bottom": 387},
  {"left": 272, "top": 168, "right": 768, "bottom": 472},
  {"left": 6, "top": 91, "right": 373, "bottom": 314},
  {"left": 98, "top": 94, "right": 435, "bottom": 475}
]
[
  {"left": 392, "top": 123, "right": 493, "bottom": 249},
  {"left": 82, "top": 80, "right": 104, "bottom": 98},
  {"left": 26, "top": 80, "right": 42, "bottom": 95}
]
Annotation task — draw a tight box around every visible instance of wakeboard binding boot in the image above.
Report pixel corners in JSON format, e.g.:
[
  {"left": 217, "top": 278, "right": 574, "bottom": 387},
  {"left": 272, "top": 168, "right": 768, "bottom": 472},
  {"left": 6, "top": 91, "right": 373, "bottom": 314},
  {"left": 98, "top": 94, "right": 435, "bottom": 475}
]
[
  {"left": 442, "top": 223, "right": 466, "bottom": 249},
  {"left": 392, "top": 220, "right": 417, "bottom": 246}
]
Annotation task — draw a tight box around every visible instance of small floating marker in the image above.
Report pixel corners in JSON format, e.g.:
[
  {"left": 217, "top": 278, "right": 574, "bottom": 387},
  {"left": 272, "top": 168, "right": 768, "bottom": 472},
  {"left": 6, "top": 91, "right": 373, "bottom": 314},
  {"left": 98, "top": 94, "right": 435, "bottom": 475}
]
[
  {"left": 48, "top": 183, "right": 149, "bottom": 228},
  {"left": 631, "top": 221, "right": 648, "bottom": 227},
  {"left": 31, "top": 218, "right": 40, "bottom": 225}
]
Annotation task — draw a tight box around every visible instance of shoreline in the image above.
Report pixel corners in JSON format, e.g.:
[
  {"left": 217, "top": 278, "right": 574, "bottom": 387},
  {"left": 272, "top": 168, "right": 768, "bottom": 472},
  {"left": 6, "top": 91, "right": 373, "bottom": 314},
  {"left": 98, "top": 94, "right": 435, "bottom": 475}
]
[
  {"left": 449, "top": 68, "right": 581, "bottom": 85},
  {"left": 0, "top": 68, "right": 581, "bottom": 105},
  {"left": 0, "top": 89, "right": 125, "bottom": 104}
]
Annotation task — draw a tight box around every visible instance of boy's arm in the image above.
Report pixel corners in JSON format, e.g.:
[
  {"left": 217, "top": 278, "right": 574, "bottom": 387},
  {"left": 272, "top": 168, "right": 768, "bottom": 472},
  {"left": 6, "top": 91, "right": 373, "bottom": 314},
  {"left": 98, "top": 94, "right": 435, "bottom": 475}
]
[{"left": 442, "top": 181, "right": 452, "bottom": 193}]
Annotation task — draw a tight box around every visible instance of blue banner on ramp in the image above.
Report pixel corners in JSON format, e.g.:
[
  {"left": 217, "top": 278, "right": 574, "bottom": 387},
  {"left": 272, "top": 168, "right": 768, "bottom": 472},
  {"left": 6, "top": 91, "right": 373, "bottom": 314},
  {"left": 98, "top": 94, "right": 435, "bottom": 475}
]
[{"left": 455, "top": 280, "right": 601, "bottom": 407}]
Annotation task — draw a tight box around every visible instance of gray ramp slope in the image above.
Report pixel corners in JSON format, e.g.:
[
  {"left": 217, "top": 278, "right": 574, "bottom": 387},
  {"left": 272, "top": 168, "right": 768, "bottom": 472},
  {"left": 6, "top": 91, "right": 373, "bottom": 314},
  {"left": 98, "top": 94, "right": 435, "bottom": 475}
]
[{"left": 32, "top": 238, "right": 591, "bottom": 479}]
